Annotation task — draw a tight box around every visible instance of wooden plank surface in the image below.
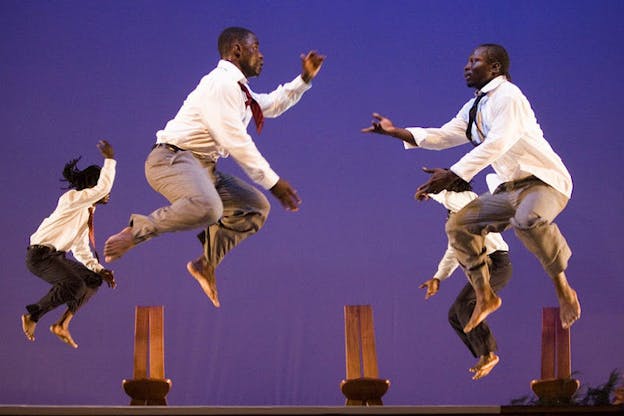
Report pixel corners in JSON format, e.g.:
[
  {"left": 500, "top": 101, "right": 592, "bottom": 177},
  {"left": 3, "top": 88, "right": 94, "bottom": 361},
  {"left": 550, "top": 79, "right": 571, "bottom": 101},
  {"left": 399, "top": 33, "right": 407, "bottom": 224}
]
[
  {"left": 541, "top": 307, "right": 557, "bottom": 379},
  {"left": 149, "top": 306, "right": 165, "bottom": 379},
  {"left": 359, "top": 306, "right": 379, "bottom": 378},
  {"left": 133, "top": 306, "right": 148, "bottom": 379},
  {"left": 556, "top": 319, "right": 571, "bottom": 379},
  {"left": 344, "top": 305, "right": 362, "bottom": 379}
]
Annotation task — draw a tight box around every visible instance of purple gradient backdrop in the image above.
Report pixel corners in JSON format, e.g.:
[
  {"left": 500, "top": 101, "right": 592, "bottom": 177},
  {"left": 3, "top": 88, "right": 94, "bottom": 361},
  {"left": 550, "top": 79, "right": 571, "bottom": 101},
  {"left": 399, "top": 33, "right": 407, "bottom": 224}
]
[{"left": 1, "top": 0, "right": 623, "bottom": 407}]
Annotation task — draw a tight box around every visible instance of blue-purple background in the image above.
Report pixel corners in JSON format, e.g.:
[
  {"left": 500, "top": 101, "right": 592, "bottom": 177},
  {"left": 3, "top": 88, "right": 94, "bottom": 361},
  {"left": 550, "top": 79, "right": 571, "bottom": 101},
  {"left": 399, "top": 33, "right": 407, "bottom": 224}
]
[{"left": 1, "top": 0, "right": 623, "bottom": 407}]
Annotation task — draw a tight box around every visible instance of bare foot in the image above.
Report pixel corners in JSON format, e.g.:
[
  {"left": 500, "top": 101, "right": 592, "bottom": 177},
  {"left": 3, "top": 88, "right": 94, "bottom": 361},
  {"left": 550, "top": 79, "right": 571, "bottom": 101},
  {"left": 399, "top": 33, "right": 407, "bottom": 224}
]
[
  {"left": 470, "top": 352, "right": 500, "bottom": 380},
  {"left": 104, "top": 227, "right": 135, "bottom": 262},
  {"left": 50, "top": 324, "right": 78, "bottom": 349},
  {"left": 463, "top": 294, "right": 501, "bottom": 333},
  {"left": 187, "top": 257, "right": 220, "bottom": 307},
  {"left": 558, "top": 286, "right": 581, "bottom": 329},
  {"left": 21, "top": 314, "right": 36, "bottom": 341}
]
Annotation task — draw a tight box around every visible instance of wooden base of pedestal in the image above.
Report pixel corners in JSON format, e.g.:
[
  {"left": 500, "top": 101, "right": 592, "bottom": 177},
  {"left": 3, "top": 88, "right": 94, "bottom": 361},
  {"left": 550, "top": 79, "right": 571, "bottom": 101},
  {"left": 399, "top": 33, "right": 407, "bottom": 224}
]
[
  {"left": 530, "top": 378, "right": 580, "bottom": 405},
  {"left": 340, "top": 377, "right": 390, "bottom": 406},
  {"left": 122, "top": 377, "right": 172, "bottom": 405}
]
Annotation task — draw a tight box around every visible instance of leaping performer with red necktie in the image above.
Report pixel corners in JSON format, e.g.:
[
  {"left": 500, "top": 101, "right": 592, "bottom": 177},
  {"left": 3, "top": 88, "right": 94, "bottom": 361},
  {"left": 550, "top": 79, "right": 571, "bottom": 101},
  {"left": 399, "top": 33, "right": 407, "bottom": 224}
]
[
  {"left": 21, "top": 140, "right": 116, "bottom": 349},
  {"left": 104, "top": 27, "right": 324, "bottom": 308}
]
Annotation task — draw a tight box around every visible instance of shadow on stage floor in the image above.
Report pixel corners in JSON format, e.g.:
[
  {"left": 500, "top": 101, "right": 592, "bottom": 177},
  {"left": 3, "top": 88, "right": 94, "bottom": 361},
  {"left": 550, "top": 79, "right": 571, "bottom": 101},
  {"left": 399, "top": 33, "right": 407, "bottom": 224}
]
[{"left": 0, "top": 405, "right": 622, "bottom": 416}]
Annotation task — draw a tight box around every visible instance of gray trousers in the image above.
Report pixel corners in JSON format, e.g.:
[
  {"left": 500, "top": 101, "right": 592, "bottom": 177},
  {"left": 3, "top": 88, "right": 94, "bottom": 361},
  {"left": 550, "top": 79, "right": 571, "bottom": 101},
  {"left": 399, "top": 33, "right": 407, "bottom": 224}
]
[
  {"left": 445, "top": 176, "right": 571, "bottom": 286},
  {"left": 129, "top": 146, "right": 270, "bottom": 267},
  {"left": 25, "top": 245, "right": 101, "bottom": 322}
]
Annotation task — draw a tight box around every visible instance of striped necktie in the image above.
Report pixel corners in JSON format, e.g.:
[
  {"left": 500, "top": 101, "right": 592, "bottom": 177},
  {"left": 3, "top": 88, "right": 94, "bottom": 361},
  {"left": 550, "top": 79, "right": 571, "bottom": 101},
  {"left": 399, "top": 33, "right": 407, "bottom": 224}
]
[{"left": 466, "top": 92, "right": 487, "bottom": 145}]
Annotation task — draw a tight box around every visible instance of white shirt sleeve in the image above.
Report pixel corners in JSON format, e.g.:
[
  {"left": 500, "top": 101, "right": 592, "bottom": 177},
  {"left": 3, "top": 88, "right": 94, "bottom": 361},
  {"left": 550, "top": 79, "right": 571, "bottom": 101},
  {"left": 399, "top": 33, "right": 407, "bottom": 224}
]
[
  {"left": 433, "top": 242, "right": 460, "bottom": 281},
  {"left": 200, "top": 79, "right": 280, "bottom": 189},
  {"left": 71, "top": 228, "right": 103, "bottom": 272},
  {"left": 428, "top": 190, "right": 479, "bottom": 281},
  {"left": 404, "top": 101, "right": 473, "bottom": 150},
  {"left": 62, "top": 159, "right": 116, "bottom": 208},
  {"left": 254, "top": 75, "right": 311, "bottom": 118}
]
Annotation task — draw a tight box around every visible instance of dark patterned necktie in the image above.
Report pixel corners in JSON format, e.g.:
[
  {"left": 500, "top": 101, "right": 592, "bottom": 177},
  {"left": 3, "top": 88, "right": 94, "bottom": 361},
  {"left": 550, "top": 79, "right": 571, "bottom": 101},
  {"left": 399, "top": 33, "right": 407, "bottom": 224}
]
[
  {"left": 238, "top": 82, "right": 264, "bottom": 134},
  {"left": 466, "top": 92, "right": 487, "bottom": 145},
  {"left": 88, "top": 206, "right": 100, "bottom": 261}
]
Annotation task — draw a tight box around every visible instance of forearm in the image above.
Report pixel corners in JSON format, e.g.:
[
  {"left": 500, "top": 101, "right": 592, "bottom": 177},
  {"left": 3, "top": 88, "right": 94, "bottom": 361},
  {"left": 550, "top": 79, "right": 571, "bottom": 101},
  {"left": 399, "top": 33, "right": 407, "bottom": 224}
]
[{"left": 387, "top": 127, "right": 417, "bottom": 145}]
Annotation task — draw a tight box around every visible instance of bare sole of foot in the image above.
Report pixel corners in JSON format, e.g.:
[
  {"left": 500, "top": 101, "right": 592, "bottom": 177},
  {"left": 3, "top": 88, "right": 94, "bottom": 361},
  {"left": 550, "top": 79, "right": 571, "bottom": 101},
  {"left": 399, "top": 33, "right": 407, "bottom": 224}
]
[
  {"left": 463, "top": 295, "right": 501, "bottom": 333},
  {"left": 470, "top": 354, "right": 500, "bottom": 380},
  {"left": 186, "top": 261, "right": 220, "bottom": 308},
  {"left": 21, "top": 314, "right": 36, "bottom": 341},
  {"left": 50, "top": 324, "right": 78, "bottom": 349},
  {"left": 559, "top": 287, "right": 581, "bottom": 329},
  {"left": 103, "top": 227, "right": 134, "bottom": 263}
]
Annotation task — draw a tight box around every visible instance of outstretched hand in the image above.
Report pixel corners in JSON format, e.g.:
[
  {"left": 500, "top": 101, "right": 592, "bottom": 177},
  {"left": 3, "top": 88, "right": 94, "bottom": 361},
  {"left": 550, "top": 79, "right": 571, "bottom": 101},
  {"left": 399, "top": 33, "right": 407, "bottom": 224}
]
[
  {"left": 270, "top": 178, "right": 302, "bottom": 212},
  {"left": 99, "top": 269, "right": 116, "bottom": 289},
  {"left": 97, "top": 140, "right": 114, "bottom": 159},
  {"left": 361, "top": 113, "right": 416, "bottom": 144},
  {"left": 415, "top": 167, "right": 466, "bottom": 200},
  {"left": 361, "top": 113, "right": 396, "bottom": 135},
  {"left": 301, "top": 51, "right": 325, "bottom": 83},
  {"left": 419, "top": 278, "right": 440, "bottom": 300}
]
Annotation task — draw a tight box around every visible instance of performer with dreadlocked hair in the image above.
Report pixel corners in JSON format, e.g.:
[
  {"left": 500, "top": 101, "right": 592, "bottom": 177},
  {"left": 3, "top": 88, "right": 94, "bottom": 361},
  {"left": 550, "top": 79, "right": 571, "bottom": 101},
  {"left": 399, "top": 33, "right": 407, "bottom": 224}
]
[
  {"left": 21, "top": 140, "right": 116, "bottom": 349},
  {"left": 418, "top": 174, "right": 511, "bottom": 380}
]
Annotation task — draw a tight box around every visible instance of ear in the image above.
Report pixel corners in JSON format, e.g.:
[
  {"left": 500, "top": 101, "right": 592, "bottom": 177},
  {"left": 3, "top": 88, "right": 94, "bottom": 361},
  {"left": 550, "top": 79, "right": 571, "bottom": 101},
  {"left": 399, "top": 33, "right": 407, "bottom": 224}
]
[
  {"left": 233, "top": 42, "right": 242, "bottom": 59},
  {"left": 491, "top": 61, "right": 502, "bottom": 76}
]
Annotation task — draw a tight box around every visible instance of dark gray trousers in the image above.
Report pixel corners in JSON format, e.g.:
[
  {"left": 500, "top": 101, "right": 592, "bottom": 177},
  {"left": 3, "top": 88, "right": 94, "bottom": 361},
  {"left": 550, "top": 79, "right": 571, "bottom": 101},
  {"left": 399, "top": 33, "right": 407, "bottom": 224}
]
[
  {"left": 448, "top": 251, "right": 512, "bottom": 357},
  {"left": 25, "top": 245, "right": 101, "bottom": 322}
]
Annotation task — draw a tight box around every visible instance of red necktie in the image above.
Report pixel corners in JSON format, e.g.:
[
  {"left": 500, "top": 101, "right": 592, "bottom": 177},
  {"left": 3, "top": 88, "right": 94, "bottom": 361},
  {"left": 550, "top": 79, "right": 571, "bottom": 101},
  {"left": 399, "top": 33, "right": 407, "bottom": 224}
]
[
  {"left": 88, "top": 206, "right": 100, "bottom": 261},
  {"left": 239, "top": 82, "right": 264, "bottom": 134}
]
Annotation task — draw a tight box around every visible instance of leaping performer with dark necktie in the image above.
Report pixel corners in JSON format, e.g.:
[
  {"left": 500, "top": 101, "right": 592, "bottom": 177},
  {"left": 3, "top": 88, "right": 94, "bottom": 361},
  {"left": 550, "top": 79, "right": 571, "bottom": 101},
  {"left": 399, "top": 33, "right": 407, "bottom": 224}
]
[
  {"left": 362, "top": 43, "right": 579, "bottom": 335},
  {"left": 104, "top": 27, "right": 324, "bottom": 308},
  {"left": 21, "top": 140, "right": 117, "bottom": 349}
]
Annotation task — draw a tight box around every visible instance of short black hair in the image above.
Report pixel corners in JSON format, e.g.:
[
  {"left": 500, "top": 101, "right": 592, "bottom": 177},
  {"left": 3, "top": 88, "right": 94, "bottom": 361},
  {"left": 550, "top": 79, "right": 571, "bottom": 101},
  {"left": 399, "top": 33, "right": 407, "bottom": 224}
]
[
  {"left": 479, "top": 43, "right": 511, "bottom": 81},
  {"left": 61, "top": 157, "right": 101, "bottom": 190},
  {"left": 218, "top": 27, "right": 254, "bottom": 57}
]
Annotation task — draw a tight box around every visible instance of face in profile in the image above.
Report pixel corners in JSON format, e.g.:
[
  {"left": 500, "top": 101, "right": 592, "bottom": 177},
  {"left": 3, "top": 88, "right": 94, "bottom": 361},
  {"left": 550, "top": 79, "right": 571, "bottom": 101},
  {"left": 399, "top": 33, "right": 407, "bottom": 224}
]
[
  {"left": 238, "top": 33, "right": 264, "bottom": 78},
  {"left": 464, "top": 47, "right": 499, "bottom": 90}
]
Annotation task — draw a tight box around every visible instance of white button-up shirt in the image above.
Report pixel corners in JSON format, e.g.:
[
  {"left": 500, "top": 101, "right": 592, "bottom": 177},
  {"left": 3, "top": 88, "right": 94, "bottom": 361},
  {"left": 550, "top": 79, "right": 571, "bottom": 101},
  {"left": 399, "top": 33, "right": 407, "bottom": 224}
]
[
  {"left": 405, "top": 76, "right": 572, "bottom": 198},
  {"left": 30, "top": 158, "right": 116, "bottom": 272},
  {"left": 156, "top": 60, "right": 311, "bottom": 189}
]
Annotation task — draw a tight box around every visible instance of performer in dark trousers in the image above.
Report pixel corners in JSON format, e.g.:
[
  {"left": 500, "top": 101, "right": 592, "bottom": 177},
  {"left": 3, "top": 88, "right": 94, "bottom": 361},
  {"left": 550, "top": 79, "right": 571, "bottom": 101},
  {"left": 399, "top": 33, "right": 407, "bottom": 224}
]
[
  {"left": 419, "top": 175, "right": 511, "bottom": 379},
  {"left": 21, "top": 140, "right": 117, "bottom": 349}
]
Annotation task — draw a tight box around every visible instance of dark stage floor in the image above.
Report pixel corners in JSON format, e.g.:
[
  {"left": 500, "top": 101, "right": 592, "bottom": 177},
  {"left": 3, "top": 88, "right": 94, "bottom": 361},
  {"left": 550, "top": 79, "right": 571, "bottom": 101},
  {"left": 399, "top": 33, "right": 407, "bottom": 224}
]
[{"left": 0, "top": 405, "right": 622, "bottom": 416}]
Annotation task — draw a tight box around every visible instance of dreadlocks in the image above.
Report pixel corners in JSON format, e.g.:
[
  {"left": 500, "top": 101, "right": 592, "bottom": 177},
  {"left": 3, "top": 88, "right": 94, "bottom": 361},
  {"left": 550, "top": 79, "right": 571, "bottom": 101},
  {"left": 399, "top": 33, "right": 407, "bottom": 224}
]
[{"left": 61, "top": 157, "right": 101, "bottom": 190}]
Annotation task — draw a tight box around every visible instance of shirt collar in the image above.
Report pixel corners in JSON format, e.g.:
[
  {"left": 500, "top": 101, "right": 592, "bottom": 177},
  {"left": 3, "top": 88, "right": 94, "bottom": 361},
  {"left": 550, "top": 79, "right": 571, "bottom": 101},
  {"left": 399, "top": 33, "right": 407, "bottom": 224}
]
[
  {"left": 217, "top": 59, "right": 248, "bottom": 84},
  {"left": 477, "top": 75, "right": 507, "bottom": 95}
]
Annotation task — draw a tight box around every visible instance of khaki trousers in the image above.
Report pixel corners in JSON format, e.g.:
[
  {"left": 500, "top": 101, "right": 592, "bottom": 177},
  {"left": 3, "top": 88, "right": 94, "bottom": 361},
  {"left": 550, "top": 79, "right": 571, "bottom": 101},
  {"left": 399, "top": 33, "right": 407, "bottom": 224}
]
[{"left": 445, "top": 176, "right": 571, "bottom": 285}]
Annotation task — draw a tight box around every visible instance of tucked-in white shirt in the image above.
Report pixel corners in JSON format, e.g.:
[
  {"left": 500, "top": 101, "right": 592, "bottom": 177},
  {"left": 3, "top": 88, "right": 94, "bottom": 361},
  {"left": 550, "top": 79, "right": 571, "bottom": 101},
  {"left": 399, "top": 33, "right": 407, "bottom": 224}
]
[
  {"left": 405, "top": 76, "right": 572, "bottom": 198},
  {"left": 30, "top": 158, "right": 116, "bottom": 272},
  {"left": 156, "top": 60, "right": 311, "bottom": 189},
  {"left": 428, "top": 189, "right": 509, "bottom": 281}
]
